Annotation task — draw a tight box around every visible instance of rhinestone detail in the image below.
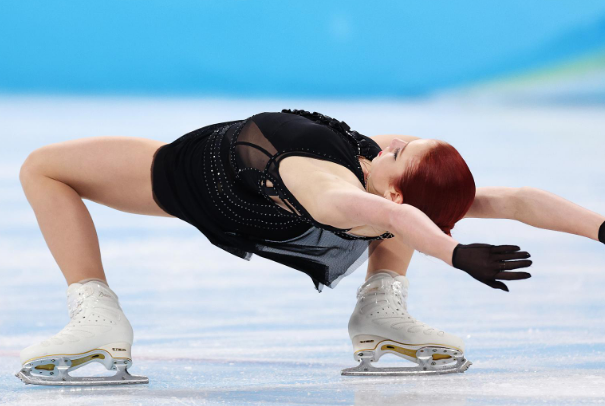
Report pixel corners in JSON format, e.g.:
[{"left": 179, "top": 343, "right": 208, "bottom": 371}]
[{"left": 201, "top": 111, "right": 394, "bottom": 240}]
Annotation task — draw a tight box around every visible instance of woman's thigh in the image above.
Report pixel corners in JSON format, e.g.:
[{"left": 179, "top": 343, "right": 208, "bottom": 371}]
[{"left": 21, "top": 136, "right": 175, "bottom": 218}]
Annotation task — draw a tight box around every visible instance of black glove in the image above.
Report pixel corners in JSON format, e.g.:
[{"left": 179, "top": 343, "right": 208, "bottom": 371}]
[{"left": 452, "top": 243, "right": 532, "bottom": 291}]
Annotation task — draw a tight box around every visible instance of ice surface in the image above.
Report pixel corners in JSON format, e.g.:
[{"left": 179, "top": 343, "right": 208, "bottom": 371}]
[{"left": 1, "top": 95, "right": 604, "bottom": 405}]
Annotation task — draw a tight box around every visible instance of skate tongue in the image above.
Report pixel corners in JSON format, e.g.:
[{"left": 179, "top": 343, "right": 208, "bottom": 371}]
[
  {"left": 358, "top": 272, "right": 411, "bottom": 304},
  {"left": 364, "top": 271, "right": 397, "bottom": 284},
  {"left": 66, "top": 282, "right": 83, "bottom": 294},
  {"left": 357, "top": 273, "right": 395, "bottom": 298},
  {"left": 76, "top": 280, "right": 120, "bottom": 301},
  {"left": 374, "top": 270, "right": 400, "bottom": 279},
  {"left": 65, "top": 281, "right": 121, "bottom": 319}
]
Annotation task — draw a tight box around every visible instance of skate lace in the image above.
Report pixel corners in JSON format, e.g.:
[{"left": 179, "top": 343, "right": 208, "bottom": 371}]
[
  {"left": 391, "top": 281, "right": 407, "bottom": 309},
  {"left": 40, "top": 283, "right": 122, "bottom": 344},
  {"left": 358, "top": 278, "right": 436, "bottom": 333},
  {"left": 66, "top": 285, "right": 93, "bottom": 319},
  {"left": 356, "top": 279, "right": 408, "bottom": 309},
  {"left": 41, "top": 286, "right": 91, "bottom": 342}
]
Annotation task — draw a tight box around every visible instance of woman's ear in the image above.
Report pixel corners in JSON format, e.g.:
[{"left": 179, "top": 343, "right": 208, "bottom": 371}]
[{"left": 384, "top": 186, "right": 403, "bottom": 205}]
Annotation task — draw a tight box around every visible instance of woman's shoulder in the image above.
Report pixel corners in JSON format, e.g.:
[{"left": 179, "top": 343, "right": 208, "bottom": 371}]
[{"left": 313, "top": 181, "right": 392, "bottom": 238}]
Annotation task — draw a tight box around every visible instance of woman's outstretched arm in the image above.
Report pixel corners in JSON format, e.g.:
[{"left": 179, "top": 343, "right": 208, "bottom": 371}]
[
  {"left": 316, "top": 185, "right": 534, "bottom": 290},
  {"left": 315, "top": 186, "right": 529, "bottom": 268},
  {"left": 314, "top": 186, "right": 457, "bottom": 264},
  {"left": 511, "top": 187, "right": 605, "bottom": 242}
]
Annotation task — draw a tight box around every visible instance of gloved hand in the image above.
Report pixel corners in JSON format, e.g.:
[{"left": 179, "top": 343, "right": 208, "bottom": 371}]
[{"left": 452, "top": 243, "right": 532, "bottom": 291}]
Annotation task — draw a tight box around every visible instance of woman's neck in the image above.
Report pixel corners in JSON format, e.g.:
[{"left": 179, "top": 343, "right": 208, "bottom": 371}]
[{"left": 359, "top": 157, "right": 373, "bottom": 193}]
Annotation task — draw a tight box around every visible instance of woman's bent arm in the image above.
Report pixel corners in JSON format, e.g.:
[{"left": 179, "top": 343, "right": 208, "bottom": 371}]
[
  {"left": 389, "top": 204, "right": 459, "bottom": 266},
  {"left": 513, "top": 187, "right": 605, "bottom": 241}
]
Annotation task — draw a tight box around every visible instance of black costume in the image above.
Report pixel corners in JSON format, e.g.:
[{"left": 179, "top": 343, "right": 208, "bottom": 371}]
[{"left": 151, "top": 109, "right": 394, "bottom": 291}]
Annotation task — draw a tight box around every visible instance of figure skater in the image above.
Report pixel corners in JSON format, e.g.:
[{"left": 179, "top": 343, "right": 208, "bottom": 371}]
[{"left": 15, "top": 109, "right": 604, "bottom": 384}]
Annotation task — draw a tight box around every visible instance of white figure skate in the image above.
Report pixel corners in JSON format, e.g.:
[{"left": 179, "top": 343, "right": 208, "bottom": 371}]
[
  {"left": 342, "top": 271, "right": 472, "bottom": 376},
  {"left": 15, "top": 280, "right": 148, "bottom": 386}
]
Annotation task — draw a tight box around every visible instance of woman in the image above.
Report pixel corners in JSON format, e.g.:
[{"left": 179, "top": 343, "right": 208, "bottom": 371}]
[{"left": 15, "top": 109, "right": 604, "bottom": 385}]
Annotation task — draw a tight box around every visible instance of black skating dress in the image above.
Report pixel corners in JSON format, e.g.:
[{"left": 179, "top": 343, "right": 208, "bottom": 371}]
[{"left": 151, "top": 109, "right": 394, "bottom": 291}]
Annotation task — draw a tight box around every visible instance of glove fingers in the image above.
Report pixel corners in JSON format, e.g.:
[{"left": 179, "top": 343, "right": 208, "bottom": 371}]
[
  {"left": 484, "top": 280, "right": 509, "bottom": 292},
  {"left": 491, "top": 245, "right": 521, "bottom": 254},
  {"left": 499, "top": 259, "right": 533, "bottom": 270},
  {"left": 493, "top": 251, "right": 530, "bottom": 261},
  {"left": 494, "top": 271, "right": 532, "bottom": 280}
]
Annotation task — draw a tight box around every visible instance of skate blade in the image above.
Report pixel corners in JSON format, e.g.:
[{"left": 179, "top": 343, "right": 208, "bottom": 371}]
[
  {"left": 15, "top": 364, "right": 149, "bottom": 386},
  {"left": 16, "top": 347, "right": 148, "bottom": 386},
  {"left": 341, "top": 345, "right": 472, "bottom": 376},
  {"left": 341, "top": 358, "right": 472, "bottom": 376}
]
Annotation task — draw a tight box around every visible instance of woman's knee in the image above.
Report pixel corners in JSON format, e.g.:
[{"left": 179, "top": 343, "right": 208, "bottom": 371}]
[{"left": 19, "top": 147, "right": 50, "bottom": 184}]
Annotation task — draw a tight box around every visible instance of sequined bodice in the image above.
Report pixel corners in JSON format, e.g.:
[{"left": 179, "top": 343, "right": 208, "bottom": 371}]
[{"left": 219, "top": 109, "right": 394, "bottom": 241}]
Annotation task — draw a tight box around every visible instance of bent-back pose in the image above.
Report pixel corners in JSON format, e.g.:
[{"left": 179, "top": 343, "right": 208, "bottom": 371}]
[{"left": 15, "top": 109, "right": 605, "bottom": 385}]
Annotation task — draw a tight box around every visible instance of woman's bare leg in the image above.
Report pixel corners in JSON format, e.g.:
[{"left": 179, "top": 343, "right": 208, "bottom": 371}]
[
  {"left": 19, "top": 136, "right": 174, "bottom": 286},
  {"left": 366, "top": 236, "right": 414, "bottom": 280}
]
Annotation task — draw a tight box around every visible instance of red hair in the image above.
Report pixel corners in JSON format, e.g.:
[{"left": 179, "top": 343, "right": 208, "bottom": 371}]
[{"left": 389, "top": 140, "right": 475, "bottom": 237}]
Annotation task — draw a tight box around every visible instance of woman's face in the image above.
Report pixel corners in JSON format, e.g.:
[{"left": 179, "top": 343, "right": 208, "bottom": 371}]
[{"left": 369, "top": 138, "right": 437, "bottom": 202}]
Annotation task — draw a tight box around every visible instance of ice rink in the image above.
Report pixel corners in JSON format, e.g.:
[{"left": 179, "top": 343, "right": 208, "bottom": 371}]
[{"left": 1, "top": 95, "right": 604, "bottom": 405}]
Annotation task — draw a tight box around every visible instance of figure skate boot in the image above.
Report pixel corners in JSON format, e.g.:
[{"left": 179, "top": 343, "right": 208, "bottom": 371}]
[
  {"left": 342, "top": 270, "right": 472, "bottom": 376},
  {"left": 15, "top": 280, "right": 148, "bottom": 386}
]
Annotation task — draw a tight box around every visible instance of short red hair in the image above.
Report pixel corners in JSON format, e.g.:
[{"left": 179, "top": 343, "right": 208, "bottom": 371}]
[{"left": 389, "top": 140, "right": 475, "bottom": 237}]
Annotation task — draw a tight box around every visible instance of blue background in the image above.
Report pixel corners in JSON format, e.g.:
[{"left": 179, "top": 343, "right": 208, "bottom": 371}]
[
  {"left": 2, "top": 0, "right": 605, "bottom": 97},
  {"left": 2, "top": 3, "right": 605, "bottom": 404}
]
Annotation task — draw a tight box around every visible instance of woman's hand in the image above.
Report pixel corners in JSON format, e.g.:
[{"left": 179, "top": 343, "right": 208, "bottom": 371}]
[{"left": 452, "top": 243, "right": 532, "bottom": 291}]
